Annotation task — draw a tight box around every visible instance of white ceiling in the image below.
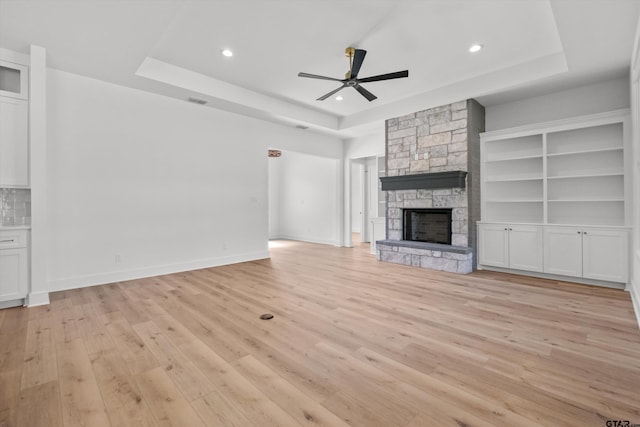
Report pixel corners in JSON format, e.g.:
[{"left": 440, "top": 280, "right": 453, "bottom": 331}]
[{"left": 1, "top": 0, "right": 639, "bottom": 138}]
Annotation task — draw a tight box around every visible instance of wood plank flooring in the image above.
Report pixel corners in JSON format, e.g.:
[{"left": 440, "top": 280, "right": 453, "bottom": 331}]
[{"left": 1, "top": 239, "right": 640, "bottom": 426}]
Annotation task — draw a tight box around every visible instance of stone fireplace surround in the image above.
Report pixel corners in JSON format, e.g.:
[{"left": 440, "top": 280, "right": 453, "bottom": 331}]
[{"left": 376, "top": 99, "right": 485, "bottom": 274}]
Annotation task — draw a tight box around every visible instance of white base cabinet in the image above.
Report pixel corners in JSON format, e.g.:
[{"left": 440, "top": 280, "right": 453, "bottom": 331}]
[
  {"left": 544, "top": 226, "right": 629, "bottom": 283},
  {"left": 478, "top": 224, "right": 509, "bottom": 268},
  {"left": 478, "top": 223, "right": 629, "bottom": 285},
  {"left": 478, "top": 224, "right": 543, "bottom": 272},
  {"left": 0, "top": 230, "right": 29, "bottom": 304}
]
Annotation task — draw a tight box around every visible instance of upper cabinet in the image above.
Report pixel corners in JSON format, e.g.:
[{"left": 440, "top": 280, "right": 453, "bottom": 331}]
[
  {"left": 0, "top": 97, "right": 29, "bottom": 186},
  {"left": 480, "top": 110, "right": 630, "bottom": 227},
  {"left": 0, "top": 60, "right": 28, "bottom": 100},
  {"left": 0, "top": 58, "right": 29, "bottom": 187}
]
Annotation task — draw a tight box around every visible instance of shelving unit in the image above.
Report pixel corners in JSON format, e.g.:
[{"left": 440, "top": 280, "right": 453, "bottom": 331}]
[
  {"left": 478, "top": 110, "right": 631, "bottom": 286},
  {"left": 480, "top": 110, "right": 629, "bottom": 227}
]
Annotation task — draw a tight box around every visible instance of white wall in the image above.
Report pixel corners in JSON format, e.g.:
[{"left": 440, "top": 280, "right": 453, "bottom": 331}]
[
  {"left": 630, "top": 18, "right": 640, "bottom": 329},
  {"left": 268, "top": 149, "right": 340, "bottom": 246},
  {"left": 46, "top": 69, "right": 342, "bottom": 291},
  {"left": 485, "top": 77, "right": 630, "bottom": 131}
]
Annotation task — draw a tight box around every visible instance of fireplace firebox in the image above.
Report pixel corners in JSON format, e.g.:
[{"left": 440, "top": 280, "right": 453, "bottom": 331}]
[{"left": 403, "top": 208, "right": 452, "bottom": 245}]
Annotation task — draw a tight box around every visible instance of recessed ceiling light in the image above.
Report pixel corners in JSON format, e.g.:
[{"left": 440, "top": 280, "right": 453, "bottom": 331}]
[
  {"left": 469, "top": 44, "right": 483, "bottom": 53},
  {"left": 221, "top": 49, "right": 233, "bottom": 57},
  {"left": 336, "top": 95, "right": 343, "bottom": 101}
]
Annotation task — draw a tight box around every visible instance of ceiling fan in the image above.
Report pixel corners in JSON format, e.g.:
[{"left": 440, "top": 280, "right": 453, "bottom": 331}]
[{"left": 298, "top": 47, "right": 409, "bottom": 102}]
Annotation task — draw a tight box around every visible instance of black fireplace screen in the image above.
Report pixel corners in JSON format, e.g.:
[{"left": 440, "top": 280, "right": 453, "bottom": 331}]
[{"left": 403, "top": 208, "right": 452, "bottom": 245}]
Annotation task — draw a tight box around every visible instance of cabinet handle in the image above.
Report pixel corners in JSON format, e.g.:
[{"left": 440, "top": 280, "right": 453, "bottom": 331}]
[
  {"left": 509, "top": 228, "right": 512, "bottom": 231},
  {"left": 0, "top": 239, "right": 15, "bottom": 243},
  {"left": 577, "top": 231, "right": 581, "bottom": 234},
  {"left": 583, "top": 231, "right": 587, "bottom": 235},
  {"left": 504, "top": 228, "right": 508, "bottom": 231}
]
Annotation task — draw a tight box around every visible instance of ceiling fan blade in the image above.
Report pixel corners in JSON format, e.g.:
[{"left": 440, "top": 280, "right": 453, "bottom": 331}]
[
  {"left": 298, "top": 72, "right": 344, "bottom": 82},
  {"left": 354, "top": 84, "right": 377, "bottom": 102},
  {"left": 357, "top": 70, "right": 409, "bottom": 83},
  {"left": 317, "top": 85, "right": 346, "bottom": 101},
  {"left": 350, "top": 49, "right": 367, "bottom": 79}
]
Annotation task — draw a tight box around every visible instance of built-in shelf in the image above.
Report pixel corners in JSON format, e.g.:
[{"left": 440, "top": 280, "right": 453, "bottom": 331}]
[
  {"left": 548, "top": 198, "right": 624, "bottom": 202},
  {"left": 546, "top": 147, "right": 622, "bottom": 157},
  {"left": 547, "top": 172, "right": 624, "bottom": 180},
  {"left": 481, "top": 110, "right": 629, "bottom": 226},
  {"left": 485, "top": 176, "right": 543, "bottom": 183},
  {"left": 485, "top": 154, "right": 543, "bottom": 163},
  {"left": 486, "top": 199, "right": 543, "bottom": 203}
]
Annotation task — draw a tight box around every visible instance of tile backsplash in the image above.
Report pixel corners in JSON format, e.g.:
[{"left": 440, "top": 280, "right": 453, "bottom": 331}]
[{"left": 0, "top": 188, "right": 31, "bottom": 226}]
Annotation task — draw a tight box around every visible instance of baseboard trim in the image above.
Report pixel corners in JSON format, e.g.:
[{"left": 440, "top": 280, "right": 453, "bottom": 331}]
[
  {"left": 27, "top": 291, "right": 50, "bottom": 307},
  {"left": 476, "top": 265, "right": 627, "bottom": 289},
  {"left": 0, "top": 298, "right": 25, "bottom": 309},
  {"left": 270, "top": 235, "right": 341, "bottom": 247},
  {"left": 47, "top": 250, "right": 270, "bottom": 292}
]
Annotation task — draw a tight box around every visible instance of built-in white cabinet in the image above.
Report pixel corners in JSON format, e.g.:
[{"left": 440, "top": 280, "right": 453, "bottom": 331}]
[
  {"left": 0, "top": 96, "right": 29, "bottom": 186},
  {"left": 478, "top": 224, "right": 543, "bottom": 272},
  {"left": 0, "top": 229, "right": 29, "bottom": 305},
  {"left": 0, "top": 57, "right": 29, "bottom": 187},
  {"left": 479, "top": 110, "right": 631, "bottom": 286},
  {"left": 481, "top": 110, "right": 629, "bottom": 226},
  {"left": 482, "top": 134, "right": 544, "bottom": 223},
  {"left": 544, "top": 226, "right": 629, "bottom": 283}
]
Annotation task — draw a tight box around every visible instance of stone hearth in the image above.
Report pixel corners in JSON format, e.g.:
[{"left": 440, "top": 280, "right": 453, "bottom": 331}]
[{"left": 376, "top": 99, "right": 485, "bottom": 274}]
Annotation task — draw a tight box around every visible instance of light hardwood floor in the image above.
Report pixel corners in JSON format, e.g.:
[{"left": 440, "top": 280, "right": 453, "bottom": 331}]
[{"left": 1, "top": 239, "right": 639, "bottom": 426}]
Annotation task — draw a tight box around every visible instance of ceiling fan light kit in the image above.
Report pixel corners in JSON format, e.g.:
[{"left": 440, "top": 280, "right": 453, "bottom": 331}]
[{"left": 298, "top": 47, "right": 409, "bottom": 102}]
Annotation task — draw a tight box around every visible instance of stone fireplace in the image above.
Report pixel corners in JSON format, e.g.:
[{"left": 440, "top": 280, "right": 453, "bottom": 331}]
[{"left": 376, "top": 99, "right": 485, "bottom": 274}]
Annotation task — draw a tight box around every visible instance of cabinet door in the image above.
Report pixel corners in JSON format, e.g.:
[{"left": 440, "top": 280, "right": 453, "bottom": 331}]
[
  {"left": 508, "top": 225, "right": 543, "bottom": 272},
  {"left": 0, "top": 248, "right": 28, "bottom": 301},
  {"left": 543, "top": 226, "right": 582, "bottom": 277},
  {"left": 582, "top": 228, "right": 629, "bottom": 283},
  {"left": 0, "top": 96, "right": 29, "bottom": 186},
  {"left": 478, "top": 224, "right": 509, "bottom": 268}
]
